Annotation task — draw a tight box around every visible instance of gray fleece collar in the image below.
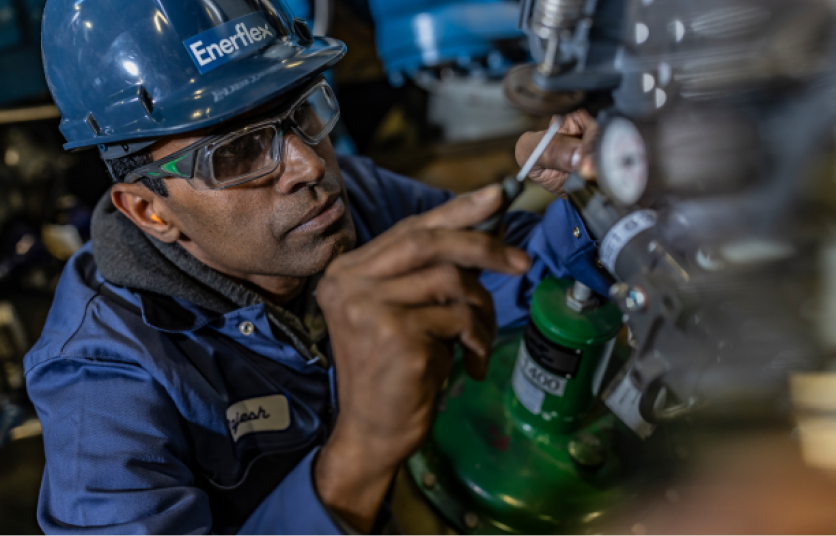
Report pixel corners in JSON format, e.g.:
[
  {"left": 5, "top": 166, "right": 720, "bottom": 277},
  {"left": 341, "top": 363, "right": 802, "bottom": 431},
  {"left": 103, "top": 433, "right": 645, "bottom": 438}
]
[{"left": 90, "top": 192, "right": 327, "bottom": 364}]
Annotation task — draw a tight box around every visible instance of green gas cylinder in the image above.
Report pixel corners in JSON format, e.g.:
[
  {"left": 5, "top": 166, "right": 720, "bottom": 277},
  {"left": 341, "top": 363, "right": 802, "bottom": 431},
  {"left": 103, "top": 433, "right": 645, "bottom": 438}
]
[
  {"left": 407, "top": 277, "right": 638, "bottom": 534},
  {"left": 510, "top": 277, "right": 624, "bottom": 435}
]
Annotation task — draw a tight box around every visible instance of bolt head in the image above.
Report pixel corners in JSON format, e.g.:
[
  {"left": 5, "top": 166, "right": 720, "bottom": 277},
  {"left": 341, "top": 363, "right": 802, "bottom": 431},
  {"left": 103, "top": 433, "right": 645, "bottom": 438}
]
[
  {"left": 624, "top": 288, "right": 647, "bottom": 312},
  {"left": 568, "top": 433, "right": 606, "bottom": 467},
  {"left": 573, "top": 227, "right": 581, "bottom": 238},
  {"left": 464, "top": 512, "right": 479, "bottom": 530},
  {"left": 609, "top": 283, "right": 629, "bottom": 299}
]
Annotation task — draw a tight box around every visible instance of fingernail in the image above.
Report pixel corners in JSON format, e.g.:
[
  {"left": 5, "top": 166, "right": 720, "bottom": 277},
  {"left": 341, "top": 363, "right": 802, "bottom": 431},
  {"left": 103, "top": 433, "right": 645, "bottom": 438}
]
[
  {"left": 571, "top": 149, "right": 581, "bottom": 169},
  {"left": 474, "top": 184, "right": 501, "bottom": 204},
  {"left": 579, "top": 156, "right": 596, "bottom": 179}
]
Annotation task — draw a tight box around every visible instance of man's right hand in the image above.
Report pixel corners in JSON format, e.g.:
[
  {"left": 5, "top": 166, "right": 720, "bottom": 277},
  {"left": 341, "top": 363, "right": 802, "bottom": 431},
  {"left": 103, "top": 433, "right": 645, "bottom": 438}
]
[{"left": 314, "top": 184, "right": 531, "bottom": 532}]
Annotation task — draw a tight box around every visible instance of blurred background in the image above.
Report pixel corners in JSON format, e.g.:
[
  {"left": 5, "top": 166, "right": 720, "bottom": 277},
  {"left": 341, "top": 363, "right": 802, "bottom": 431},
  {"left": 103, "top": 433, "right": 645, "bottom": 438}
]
[{"left": 4, "top": 0, "right": 836, "bottom": 534}]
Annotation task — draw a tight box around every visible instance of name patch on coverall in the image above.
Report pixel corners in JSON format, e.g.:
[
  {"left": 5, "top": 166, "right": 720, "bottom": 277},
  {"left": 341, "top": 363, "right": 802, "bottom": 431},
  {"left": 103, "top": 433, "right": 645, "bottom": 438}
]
[{"left": 226, "top": 394, "right": 291, "bottom": 441}]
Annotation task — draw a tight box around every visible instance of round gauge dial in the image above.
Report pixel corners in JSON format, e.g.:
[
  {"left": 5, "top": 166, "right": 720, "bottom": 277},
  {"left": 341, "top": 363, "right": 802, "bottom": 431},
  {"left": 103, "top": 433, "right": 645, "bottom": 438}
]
[{"left": 598, "top": 117, "right": 649, "bottom": 206}]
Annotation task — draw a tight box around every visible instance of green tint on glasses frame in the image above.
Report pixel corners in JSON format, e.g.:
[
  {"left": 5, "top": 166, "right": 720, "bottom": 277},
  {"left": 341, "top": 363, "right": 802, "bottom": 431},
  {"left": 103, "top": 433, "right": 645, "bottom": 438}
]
[{"left": 124, "top": 79, "right": 340, "bottom": 190}]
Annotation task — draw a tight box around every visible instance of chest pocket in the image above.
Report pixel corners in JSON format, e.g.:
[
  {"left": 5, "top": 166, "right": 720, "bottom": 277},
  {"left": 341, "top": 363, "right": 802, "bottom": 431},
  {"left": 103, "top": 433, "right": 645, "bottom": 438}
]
[
  {"left": 197, "top": 435, "right": 322, "bottom": 534},
  {"left": 172, "top": 332, "right": 333, "bottom": 533}
]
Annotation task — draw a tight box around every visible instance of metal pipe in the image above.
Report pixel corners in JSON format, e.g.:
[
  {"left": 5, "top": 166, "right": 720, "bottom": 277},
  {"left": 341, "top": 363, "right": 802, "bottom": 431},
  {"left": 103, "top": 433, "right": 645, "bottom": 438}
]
[
  {"left": 572, "top": 281, "right": 593, "bottom": 302},
  {"left": 531, "top": 0, "right": 585, "bottom": 37}
]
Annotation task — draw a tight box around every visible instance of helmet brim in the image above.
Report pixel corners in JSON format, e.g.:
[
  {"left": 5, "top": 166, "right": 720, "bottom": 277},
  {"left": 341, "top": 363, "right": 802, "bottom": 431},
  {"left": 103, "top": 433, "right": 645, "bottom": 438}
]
[{"left": 64, "top": 36, "right": 346, "bottom": 150}]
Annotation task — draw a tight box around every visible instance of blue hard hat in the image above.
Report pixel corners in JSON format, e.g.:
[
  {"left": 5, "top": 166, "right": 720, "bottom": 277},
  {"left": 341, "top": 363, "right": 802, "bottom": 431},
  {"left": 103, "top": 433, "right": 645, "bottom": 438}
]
[{"left": 42, "top": 0, "right": 346, "bottom": 154}]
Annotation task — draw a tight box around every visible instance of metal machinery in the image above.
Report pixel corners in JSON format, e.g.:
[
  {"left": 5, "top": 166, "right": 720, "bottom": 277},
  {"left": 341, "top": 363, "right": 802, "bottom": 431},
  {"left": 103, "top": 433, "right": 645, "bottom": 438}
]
[
  {"left": 365, "top": 0, "right": 537, "bottom": 142},
  {"left": 408, "top": 0, "right": 836, "bottom": 532}
]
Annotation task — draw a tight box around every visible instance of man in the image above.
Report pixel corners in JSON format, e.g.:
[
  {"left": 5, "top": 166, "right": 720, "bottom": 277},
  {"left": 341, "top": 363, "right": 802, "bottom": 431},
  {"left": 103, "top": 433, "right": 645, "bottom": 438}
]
[{"left": 26, "top": 0, "right": 607, "bottom": 533}]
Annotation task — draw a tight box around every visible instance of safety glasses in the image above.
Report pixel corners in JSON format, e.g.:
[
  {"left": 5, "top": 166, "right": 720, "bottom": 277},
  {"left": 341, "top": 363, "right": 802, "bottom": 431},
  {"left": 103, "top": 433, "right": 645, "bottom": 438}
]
[{"left": 125, "top": 79, "right": 340, "bottom": 190}]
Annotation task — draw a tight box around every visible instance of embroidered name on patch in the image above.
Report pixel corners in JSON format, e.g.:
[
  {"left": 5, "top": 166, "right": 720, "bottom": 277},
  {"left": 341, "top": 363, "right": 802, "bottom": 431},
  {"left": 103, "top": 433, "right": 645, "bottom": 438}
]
[{"left": 226, "top": 394, "right": 291, "bottom": 442}]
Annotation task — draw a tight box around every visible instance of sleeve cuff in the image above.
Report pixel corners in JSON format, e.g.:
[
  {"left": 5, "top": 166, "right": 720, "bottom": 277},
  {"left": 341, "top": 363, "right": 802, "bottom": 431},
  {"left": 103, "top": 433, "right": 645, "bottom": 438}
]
[
  {"left": 542, "top": 199, "right": 614, "bottom": 297},
  {"left": 238, "top": 447, "right": 345, "bottom": 535}
]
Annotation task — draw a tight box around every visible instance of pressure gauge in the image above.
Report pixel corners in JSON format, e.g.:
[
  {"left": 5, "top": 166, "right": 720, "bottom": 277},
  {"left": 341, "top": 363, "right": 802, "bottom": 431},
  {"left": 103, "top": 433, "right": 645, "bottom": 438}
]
[{"left": 597, "top": 116, "right": 650, "bottom": 206}]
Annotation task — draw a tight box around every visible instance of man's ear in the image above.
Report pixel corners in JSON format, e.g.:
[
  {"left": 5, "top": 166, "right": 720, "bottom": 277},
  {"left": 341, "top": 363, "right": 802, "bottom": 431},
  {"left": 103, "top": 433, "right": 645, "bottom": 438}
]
[{"left": 111, "top": 182, "right": 181, "bottom": 243}]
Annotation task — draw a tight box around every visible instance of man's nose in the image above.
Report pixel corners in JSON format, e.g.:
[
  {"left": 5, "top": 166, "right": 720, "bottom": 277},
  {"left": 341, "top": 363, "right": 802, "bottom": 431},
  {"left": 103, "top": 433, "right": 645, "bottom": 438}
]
[{"left": 276, "top": 132, "right": 326, "bottom": 194}]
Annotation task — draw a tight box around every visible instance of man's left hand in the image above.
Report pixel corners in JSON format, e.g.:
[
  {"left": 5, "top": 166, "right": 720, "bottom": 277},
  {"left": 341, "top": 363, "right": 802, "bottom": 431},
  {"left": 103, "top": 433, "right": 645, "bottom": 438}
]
[{"left": 514, "top": 109, "right": 599, "bottom": 196}]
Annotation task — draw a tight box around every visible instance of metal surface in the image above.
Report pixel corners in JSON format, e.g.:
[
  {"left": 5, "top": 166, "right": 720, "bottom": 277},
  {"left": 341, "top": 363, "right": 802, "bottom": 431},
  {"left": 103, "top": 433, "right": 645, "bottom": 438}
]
[
  {"left": 530, "top": 0, "right": 585, "bottom": 76},
  {"left": 566, "top": 281, "right": 596, "bottom": 312},
  {"left": 518, "top": 0, "right": 836, "bottom": 427},
  {"left": 531, "top": 0, "right": 585, "bottom": 36},
  {"left": 504, "top": 63, "right": 586, "bottom": 115},
  {"left": 505, "top": 0, "right": 626, "bottom": 114}
]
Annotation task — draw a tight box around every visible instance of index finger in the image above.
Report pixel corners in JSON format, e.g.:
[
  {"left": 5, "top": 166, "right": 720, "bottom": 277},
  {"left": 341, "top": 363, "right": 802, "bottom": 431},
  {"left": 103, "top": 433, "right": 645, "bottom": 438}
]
[
  {"left": 331, "top": 183, "right": 510, "bottom": 271},
  {"left": 354, "top": 228, "right": 530, "bottom": 279},
  {"left": 415, "top": 183, "right": 506, "bottom": 230}
]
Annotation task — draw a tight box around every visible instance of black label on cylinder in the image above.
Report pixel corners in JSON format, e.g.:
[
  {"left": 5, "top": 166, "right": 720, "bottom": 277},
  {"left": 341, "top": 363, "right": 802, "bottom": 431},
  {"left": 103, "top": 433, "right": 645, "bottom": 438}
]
[{"left": 524, "top": 322, "right": 582, "bottom": 378}]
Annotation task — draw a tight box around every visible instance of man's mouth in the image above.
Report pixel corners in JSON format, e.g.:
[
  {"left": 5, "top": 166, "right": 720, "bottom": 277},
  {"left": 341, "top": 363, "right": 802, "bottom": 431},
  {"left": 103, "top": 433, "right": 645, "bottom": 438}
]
[{"left": 290, "top": 195, "right": 345, "bottom": 233}]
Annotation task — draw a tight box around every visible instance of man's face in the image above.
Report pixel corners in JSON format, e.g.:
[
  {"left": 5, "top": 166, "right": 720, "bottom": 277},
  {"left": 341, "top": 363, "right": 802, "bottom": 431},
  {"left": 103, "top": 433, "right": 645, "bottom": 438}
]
[{"left": 148, "top": 99, "right": 357, "bottom": 280}]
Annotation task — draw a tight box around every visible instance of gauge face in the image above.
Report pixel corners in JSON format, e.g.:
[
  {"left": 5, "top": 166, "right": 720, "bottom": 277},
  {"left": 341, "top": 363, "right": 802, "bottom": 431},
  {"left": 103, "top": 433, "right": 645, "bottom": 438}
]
[{"left": 598, "top": 117, "right": 649, "bottom": 205}]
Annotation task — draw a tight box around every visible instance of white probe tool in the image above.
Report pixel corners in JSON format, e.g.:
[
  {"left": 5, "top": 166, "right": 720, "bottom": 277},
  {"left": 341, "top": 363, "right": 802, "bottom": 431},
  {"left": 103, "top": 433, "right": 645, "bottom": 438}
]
[{"left": 472, "top": 118, "right": 563, "bottom": 234}]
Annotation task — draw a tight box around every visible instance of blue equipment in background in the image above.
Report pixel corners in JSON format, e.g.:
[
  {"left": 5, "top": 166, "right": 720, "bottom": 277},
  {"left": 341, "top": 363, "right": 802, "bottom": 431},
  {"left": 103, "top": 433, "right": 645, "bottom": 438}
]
[
  {"left": 0, "top": 0, "right": 50, "bottom": 107},
  {"left": 365, "top": 0, "right": 534, "bottom": 143},
  {"left": 284, "top": 0, "right": 312, "bottom": 22},
  {"left": 366, "top": 0, "right": 525, "bottom": 86}
]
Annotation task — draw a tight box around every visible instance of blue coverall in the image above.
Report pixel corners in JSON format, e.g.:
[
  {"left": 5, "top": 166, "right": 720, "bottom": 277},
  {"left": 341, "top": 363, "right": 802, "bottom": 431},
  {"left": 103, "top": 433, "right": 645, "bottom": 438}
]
[{"left": 24, "top": 155, "right": 608, "bottom": 534}]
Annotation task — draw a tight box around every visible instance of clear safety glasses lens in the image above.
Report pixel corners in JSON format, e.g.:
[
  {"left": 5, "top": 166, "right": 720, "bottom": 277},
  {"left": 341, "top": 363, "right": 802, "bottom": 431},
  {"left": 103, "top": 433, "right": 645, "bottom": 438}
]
[
  {"left": 291, "top": 85, "right": 339, "bottom": 142},
  {"left": 210, "top": 126, "right": 278, "bottom": 183},
  {"left": 207, "top": 83, "right": 339, "bottom": 186},
  {"left": 125, "top": 81, "right": 340, "bottom": 190}
]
